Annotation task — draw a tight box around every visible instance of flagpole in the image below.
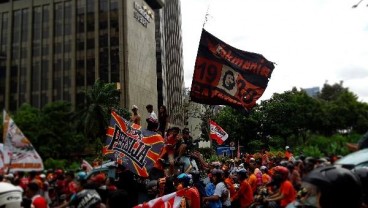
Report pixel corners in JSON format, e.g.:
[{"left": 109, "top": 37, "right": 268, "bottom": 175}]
[
  {"left": 202, "top": 1, "right": 211, "bottom": 29},
  {"left": 2, "top": 110, "right": 12, "bottom": 174},
  {"left": 237, "top": 139, "right": 240, "bottom": 159},
  {"left": 208, "top": 119, "right": 212, "bottom": 147}
]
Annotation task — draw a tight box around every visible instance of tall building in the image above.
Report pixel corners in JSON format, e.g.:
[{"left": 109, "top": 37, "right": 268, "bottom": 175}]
[
  {"left": 155, "top": 0, "right": 184, "bottom": 127},
  {"left": 0, "top": 0, "right": 164, "bottom": 121}
]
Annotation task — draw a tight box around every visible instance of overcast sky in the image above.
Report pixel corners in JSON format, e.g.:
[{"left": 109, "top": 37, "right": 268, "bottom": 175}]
[{"left": 180, "top": 0, "right": 368, "bottom": 103}]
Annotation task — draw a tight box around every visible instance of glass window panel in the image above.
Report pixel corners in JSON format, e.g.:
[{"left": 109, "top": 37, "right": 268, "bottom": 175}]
[
  {"left": 41, "top": 93, "right": 47, "bottom": 107},
  {"left": 64, "top": 39, "right": 71, "bottom": 53},
  {"left": 54, "top": 3, "right": 63, "bottom": 36},
  {"left": 33, "top": 7, "right": 41, "bottom": 41},
  {"left": 20, "top": 47, "right": 27, "bottom": 59},
  {"left": 1, "top": 13, "right": 8, "bottom": 44},
  {"left": 31, "top": 93, "right": 39, "bottom": 108},
  {"left": 12, "top": 10, "right": 21, "bottom": 43},
  {"left": 32, "top": 61, "right": 40, "bottom": 91},
  {"left": 12, "top": 46, "right": 19, "bottom": 59},
  {"left": 64, "top": 1, "right": 72, "bottom": 36},
  {"left": 42, "top": 44, "right": 49, "bottom": 56},
  {"left": 41, "top": 59, "right": 48, "bottom": 91},
  {"left": 42, "top": 6, "right": 49, "bottom": 38},
  {"left": 21, "top": 9, "right": 28, "bottom": 42},
  {"left": 54, "top": 42, "right": 62, "bottom": 54},
  {"left": 86, "top": 58, "right": 95, "bottom": 85},
  {"left": 87, "top": 38, "right": 94, "bottom": 49}
]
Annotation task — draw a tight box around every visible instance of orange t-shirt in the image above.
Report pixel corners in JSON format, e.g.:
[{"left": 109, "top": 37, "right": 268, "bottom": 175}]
[
  {"left": 262, "top": 173, "right": 272, "bottom": 185},
  {"left": 285, "top": 151, "right": 292, "bottom": 160},
  {"left": 184, "top": 187, "right": 200, "bottom": 208},
  {"left": 247, "top": 174, "right": 257, "bottom": 193},
  {"left": 225, "top": 177, "right": 236, "bottom": 198},
  {"left": 280, "top": 180, "right": 296, "bottom": 208},
  {"left": 231, "top": 179, "right": 253, "bottom": 208}
]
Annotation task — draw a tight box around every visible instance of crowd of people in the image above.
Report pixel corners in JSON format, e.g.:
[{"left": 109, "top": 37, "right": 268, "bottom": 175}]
[
  {"left": 1, "top": 103, "right": 368, "bottom": 208},
  {"left": 1, "top": 148, "right": 367, "bottom": 208}
]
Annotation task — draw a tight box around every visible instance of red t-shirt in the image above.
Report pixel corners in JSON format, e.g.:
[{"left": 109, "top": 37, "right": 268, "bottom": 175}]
[
  {"left": 163, "top": 134, "right": 179, "bottom": 155},
  {"left": 280, "top": 180, "right": 296, "bottom": 208},
  {"left": 32, "top": 195, "right": 48, "bottom": 208},
  {"left": 19, "top": 177, "right": 29, "bottom": 191},
  {"left": 232, "top": 179, "right": 253, "bottom": 208},
  {"left": 184, "top": 187, "right": 200, "bottom": 208},
  {"left": 63, "top": 181, "right": 77, "bottom": 197}
]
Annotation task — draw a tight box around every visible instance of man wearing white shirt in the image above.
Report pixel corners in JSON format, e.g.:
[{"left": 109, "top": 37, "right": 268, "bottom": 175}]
[{"left": 145, "top": 104, "right": 158, "bottom": 131}]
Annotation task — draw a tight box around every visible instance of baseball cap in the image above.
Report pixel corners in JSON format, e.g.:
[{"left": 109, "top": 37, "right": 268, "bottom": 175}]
[{"left": 132, "top": 105, "right": 138, "bottom": 110}]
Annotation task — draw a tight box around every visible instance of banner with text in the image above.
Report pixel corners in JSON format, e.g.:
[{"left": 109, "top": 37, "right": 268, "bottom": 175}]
[
  {"left": 103, "top": 111, "right": 164, "bottom": 177},
  {"left": 190, "top": 29, "right": 275, "bottom": 111},
  {"left": 2, "top": 110, "right": 44, "bottom": 172}
]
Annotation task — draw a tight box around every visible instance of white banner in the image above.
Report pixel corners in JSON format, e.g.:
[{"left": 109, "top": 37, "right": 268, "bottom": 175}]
[{"left": 3, "top": 110, "right": 44, "bottom": 172}]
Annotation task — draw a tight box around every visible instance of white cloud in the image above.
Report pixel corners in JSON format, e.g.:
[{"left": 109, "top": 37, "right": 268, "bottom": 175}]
[{"left": 181, "top": 0, "right": 368, "bottom": 102}]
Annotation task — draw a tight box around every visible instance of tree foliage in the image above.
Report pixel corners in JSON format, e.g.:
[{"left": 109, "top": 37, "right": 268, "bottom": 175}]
[
  {"left": 2, "top": 80, "right": 130, "bottom": 162},
  {"left": 212, "top": 82, "right": 368, "bottom": 155}
]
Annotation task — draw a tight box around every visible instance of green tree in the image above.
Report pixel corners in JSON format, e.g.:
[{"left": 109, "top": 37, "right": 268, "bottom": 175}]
[
  {"left": 38, "top": 101, "right": 88, "bottom": 159},
  {"left": 214, "top": 106, "right": 260, "bottom": 151},
  {"left": 12, "top": 104, "right": 41, "bottom": 145},
  {"left": 259, "top": 88, "right": 317, "bottom": 147},
  {"left": 11, "top": 102, "right": 88, "bottom": 160},
  {"left": 315, "top": 82, "right": 367, "bottom": 135},
  {"left": 75, "top": 79, "right": 121, "bottom": 143}
]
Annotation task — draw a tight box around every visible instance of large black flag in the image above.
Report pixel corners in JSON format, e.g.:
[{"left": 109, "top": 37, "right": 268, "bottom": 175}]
[{"left": 190, "top": 29, "right": 275, "bottom": 111}]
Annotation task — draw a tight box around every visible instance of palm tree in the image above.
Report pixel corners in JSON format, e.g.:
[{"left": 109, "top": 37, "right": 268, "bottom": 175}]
[{"left": 75, "top": 79, "right": 121, "bottom": 143}]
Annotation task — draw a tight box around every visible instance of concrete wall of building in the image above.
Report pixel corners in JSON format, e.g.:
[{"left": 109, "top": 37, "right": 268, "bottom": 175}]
[{"left": 125, "top": 0, "right": 158, "bottom": 128}]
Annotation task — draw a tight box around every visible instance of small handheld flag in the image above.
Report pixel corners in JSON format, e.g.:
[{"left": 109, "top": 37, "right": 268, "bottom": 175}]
[{"left": 209, "top": 120, "right": 228, "bottom": 145}]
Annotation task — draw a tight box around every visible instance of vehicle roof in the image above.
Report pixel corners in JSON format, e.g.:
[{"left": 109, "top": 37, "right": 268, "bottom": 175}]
[{"left": 335, "top": 148, "right": 368, "bottom": 167}]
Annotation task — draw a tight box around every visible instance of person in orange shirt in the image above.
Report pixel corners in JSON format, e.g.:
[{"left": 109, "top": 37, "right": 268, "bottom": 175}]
[
  {"left": 247, "top": 166, "right": 258, "bottom": 193},
  {"left": 155, "top": 127, "right": 181, "bottom": 173},
  {"left": 265, "top": 166, "right": 296, "bottom": 208},
  {"left": 223, "top": 167, "right": 236, "bottom": 199},
  {"left": 231, "top": 168, "right": 253, "bottom": 208},
  {"left": 176, "top": 173, "right": 201, "bottom": 208},
  {"left": 285, "top": 146, "right": 294, "bottom": 161},
  {"left": 260, "top": 166, "right": 272, "bottom": 185}
]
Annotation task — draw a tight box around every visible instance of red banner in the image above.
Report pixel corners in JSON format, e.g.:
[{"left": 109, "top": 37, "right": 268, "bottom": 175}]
[
  {"left": 190, "top": 29, "right": 275, "bottom": 112},
  {"left": 134, "top": 189, "right": 187, "bottom": 208}
]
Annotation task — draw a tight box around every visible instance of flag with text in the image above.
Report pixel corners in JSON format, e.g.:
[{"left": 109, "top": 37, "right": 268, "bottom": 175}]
[
  {"left": 209, "top": 120, "right": 228, "bottom": 145},
  {"left": 103, "top": 111, "right": 164, "bottom": 177},
  {"left": 190, "top": 29, "right": 275, "bottom": 112},
  {"left": 2, "top": 110, "right": 44, "bottom": 172}
]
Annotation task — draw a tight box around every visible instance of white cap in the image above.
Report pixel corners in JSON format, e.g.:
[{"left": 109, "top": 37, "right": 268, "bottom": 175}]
[
  {"left": 285, "top": 146, "right": 290, "bottom": 150},
  {"left": 132, "top": 105, "right": 138, "bottom": 110},
  {"left": 39, "top": 174, "right": 46, "bottom": 178}
]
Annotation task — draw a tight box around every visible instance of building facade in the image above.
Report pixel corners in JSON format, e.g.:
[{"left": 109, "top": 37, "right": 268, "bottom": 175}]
[
  {"left": 155, "top": 0, "right": 184, "bottom": 127},
  {"left": 0, "top": 0, "right": 164, "bottom": 121}
]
